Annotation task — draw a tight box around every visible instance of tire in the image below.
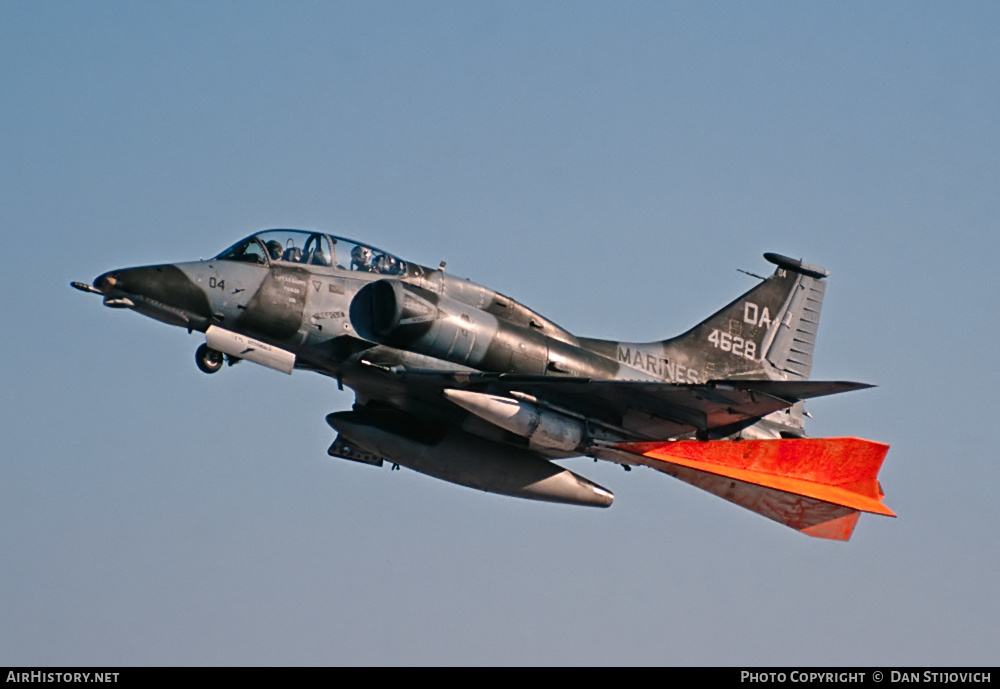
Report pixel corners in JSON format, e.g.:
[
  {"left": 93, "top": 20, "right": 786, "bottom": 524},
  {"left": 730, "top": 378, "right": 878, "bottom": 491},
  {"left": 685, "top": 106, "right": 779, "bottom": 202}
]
[{"left": 195, "top": 343, "right": 224, "bottom": 374}]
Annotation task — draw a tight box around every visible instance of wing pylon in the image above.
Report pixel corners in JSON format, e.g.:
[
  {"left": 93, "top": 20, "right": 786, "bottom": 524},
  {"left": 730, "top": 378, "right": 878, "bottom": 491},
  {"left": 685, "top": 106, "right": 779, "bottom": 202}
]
[{"left": 615, "top": 437, "right": 893, "bottom": 541}]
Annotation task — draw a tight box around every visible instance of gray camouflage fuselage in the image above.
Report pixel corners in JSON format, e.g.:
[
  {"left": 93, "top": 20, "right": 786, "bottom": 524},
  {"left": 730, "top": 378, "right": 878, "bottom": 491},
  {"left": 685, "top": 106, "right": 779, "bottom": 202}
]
[{"left": 81, "top": 230, "right": 839, "bottom": 506}]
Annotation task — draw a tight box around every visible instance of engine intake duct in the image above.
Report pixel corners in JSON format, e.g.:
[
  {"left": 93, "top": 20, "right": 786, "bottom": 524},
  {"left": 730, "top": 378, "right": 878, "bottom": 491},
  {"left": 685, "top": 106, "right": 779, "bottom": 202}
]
[
  {"left": 350, "top": 279, "right": 614, "bottom": 377},
  {"left": 351, "top": 279, "right": 520, "bottom": 370}
]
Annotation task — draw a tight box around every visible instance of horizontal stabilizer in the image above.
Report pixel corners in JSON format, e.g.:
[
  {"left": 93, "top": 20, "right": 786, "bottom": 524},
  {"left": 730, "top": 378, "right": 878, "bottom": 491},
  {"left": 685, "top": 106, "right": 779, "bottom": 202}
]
[
  {"left": 709, "top": 380, "right": 873, "bottom": 401},
  {"left": 616, "top": 438, "right": 892, "bottom": 540}
]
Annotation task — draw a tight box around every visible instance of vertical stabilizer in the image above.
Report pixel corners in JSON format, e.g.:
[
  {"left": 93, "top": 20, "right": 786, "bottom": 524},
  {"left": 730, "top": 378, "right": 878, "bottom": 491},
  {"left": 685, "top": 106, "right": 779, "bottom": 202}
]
[
  {"left": 653, "top": 253, "right": 830, "bottom": 382},
  {"left": 584, "top": 253, "right": 832, "bottom": 390}
]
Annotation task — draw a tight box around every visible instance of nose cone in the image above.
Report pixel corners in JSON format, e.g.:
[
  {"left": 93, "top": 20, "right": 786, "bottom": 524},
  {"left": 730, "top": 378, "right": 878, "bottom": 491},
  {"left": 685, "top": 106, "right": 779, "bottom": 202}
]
[
  {"left": 93, "top": 271, "right": 118, "bottom": 294},
  {"left": 93, "top": 264, "right": 213, "bottom": 321}
]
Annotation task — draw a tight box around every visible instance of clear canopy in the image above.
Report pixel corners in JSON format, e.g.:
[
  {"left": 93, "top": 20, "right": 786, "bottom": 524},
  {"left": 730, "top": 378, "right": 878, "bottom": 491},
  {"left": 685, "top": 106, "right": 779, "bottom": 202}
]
[{"left": 216, "top": 229, "right": 407, "bottom": 276}]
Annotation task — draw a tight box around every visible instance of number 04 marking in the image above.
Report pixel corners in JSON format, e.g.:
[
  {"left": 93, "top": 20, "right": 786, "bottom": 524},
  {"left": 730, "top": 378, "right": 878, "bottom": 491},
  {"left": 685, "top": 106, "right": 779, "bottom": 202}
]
[{"left": 708, "top": 329, "right": 756, "bottom": 361}]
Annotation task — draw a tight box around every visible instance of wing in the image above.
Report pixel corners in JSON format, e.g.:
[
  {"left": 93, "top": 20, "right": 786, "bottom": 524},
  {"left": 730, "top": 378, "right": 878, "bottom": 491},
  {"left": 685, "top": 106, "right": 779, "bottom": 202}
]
[{"left": 388, "top": 366, "right": 871, "bottom": 439}]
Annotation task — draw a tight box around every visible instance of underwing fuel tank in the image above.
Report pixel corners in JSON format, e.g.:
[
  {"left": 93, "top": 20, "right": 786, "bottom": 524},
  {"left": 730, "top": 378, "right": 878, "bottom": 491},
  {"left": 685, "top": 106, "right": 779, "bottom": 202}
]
[
  {"left": 443, "top": 389, "right": 585, "bottom": 452},
  {"left": 325, "top": 411, "right": 614, "bottom": 507}
]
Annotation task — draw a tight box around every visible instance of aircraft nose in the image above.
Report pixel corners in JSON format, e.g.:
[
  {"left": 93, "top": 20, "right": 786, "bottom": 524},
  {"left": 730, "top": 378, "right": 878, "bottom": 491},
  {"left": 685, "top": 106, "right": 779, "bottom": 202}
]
[
  {"left": 94, "top": 267, "right": 156, "bottom": 296},
  {"left": 104, "top": 266, "right": 155, "bottom": 297},
  {"left": 92, "top": 265, "right": 213, "bottom": 319},
  {"left": 93, "top": 271, "right": 119, "bottom": 295}
]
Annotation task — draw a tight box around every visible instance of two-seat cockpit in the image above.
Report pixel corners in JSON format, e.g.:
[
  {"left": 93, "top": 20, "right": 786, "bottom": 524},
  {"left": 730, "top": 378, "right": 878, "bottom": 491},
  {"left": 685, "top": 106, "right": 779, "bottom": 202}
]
[{"left": 216, "top": 229, "right": 408, "bottom": 276}]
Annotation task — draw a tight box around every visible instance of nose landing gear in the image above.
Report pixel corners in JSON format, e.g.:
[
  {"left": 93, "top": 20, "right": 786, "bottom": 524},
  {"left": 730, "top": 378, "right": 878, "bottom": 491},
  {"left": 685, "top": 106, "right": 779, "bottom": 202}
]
[{"left": 195, "top": 343, "right": 224, "bottom": 374}]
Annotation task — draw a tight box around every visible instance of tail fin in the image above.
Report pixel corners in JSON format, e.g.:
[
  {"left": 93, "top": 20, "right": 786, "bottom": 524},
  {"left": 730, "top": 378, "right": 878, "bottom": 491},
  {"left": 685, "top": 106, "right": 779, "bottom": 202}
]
[{"left": 661, "top": 253, "right": 829, "bottom": 382}]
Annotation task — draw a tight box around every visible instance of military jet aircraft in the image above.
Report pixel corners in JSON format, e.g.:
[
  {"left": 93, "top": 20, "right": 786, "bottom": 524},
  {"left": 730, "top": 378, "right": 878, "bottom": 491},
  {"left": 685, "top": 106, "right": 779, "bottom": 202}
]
[{"left": 73, "top": 228, "right": 892, "bottom": 540}]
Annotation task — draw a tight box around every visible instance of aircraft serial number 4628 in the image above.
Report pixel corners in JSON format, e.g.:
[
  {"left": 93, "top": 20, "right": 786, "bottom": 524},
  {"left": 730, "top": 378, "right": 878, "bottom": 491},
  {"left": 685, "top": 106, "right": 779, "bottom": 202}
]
[{"left": 73, "top": 228, "right": 893, "bottom": 541}]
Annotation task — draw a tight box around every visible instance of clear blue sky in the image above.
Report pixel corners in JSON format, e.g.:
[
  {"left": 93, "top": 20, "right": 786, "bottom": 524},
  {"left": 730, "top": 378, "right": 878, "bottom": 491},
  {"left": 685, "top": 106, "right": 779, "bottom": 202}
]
[{"left": 2, "top": 1, "right": 998, "bottom": 665}]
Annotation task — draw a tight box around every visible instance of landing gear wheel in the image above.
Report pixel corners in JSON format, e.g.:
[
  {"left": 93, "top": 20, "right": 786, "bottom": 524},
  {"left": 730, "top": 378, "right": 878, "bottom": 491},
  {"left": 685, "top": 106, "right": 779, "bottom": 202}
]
[{"left": 195, "top": 343, "right": 224, "bottom": 374}]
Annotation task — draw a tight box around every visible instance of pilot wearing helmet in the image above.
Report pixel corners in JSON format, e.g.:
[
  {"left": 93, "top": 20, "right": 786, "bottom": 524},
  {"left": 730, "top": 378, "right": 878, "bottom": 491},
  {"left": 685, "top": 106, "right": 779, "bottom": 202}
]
[
  {"left": 265, "top": 240, "right": 284, "bottom": 262},
  {"left": 351, "top": 245, "right": 374, "bottom": 272},
  {"left": 374, "top": 253, "right": 401, "bottom": 275}
]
